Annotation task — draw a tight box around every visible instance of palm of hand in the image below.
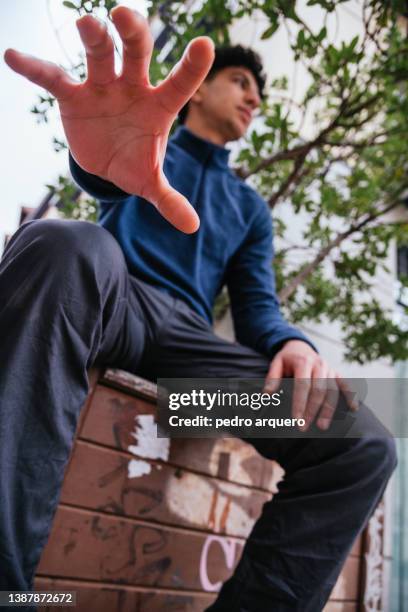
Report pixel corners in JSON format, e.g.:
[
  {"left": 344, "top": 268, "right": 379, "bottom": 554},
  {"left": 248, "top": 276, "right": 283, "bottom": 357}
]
[
  {"left": 5, "top": 6, "right": 214, "bottom": 233},
  {"left": 59, "top": 84, "right": 171, "bottom": 200}
]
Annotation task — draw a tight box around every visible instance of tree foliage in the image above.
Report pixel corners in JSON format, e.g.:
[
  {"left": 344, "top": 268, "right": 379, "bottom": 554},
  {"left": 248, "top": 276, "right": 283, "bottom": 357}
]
[{"left": 33, "top": 0, "right": 408, "bottom": 364}]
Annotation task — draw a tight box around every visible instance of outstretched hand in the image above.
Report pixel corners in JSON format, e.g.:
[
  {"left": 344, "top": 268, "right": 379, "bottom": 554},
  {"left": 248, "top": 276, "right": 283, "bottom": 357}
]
[{"left": 4, "top": 6, "right": 215, "bottom": 233}]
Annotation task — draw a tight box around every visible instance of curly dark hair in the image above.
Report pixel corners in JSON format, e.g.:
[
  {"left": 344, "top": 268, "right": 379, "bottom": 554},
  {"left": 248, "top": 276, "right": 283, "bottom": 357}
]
[{"left": 178, "top": 44, "right": 266, "bottom": 124}]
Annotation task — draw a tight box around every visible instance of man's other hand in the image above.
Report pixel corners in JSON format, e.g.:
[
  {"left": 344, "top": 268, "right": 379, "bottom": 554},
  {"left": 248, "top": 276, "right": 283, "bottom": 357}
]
[
  {"left": 263, "top": 340, "right": 359, "bottom": 431},
  {"left": 4, "top": 6, "right": 215, "bottom": 233}
]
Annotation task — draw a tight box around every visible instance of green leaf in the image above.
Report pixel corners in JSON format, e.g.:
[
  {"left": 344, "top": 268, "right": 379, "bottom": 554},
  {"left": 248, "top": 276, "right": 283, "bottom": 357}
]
[
  {"left": 349, "top": 35, "right": 359, "bottom": 51},
  {"left": 297, "top": 29, "right": 306, "bottom": 46},
  {"left": 62, "top": 1, "right": 78, "bottom": 9},
  {"left": 261, "top": 21, "right": 279, "bottom": 40},
  {"left": 317, "top": 26, "right": 327, "bottom": 42}
]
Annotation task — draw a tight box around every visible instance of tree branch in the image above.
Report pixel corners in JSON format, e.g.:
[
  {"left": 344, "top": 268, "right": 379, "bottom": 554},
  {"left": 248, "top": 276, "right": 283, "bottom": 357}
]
[
  {"left": 238, "top": 96, "right": 356, "bottom": 179},
  {"left": 322, "top": 129, "right": 392, "bottom": 149},
  {"left": 268, "top": 155, "right": 309, "bottom": 208},
  {"left": 236, "top": 142, "right": 312, "bottom": 179},
  {"left": 278, "top": 197, "right": 404, "bottom": 303},
  {"left": 341, "top": 92, "right": 382, "bottom": 119},
  {"left": 277, "top": 244, "right": 319, "bottom": 256}
]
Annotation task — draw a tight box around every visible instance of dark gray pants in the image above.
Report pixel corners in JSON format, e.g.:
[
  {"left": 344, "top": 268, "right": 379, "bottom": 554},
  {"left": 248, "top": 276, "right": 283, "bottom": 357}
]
[{"left": 0, "top": 219, "right": 397, "bottom": 611}]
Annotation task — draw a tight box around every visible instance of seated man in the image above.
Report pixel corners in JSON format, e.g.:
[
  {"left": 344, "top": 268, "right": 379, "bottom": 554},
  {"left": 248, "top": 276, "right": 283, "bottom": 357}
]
[{"left": 2, "top": 6, "right": 396, "bottom": 611}]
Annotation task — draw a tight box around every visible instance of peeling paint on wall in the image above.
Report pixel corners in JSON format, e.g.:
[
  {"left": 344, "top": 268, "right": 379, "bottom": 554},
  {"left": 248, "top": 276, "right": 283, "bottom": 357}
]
[
  {"left": 165, "top": 472, "right": 254, "bottom": 538},
  {"left": 128, "top": 414, "right": 170, "bottom": 461},
  {"left": 209, "top": 439, "right": 284, "bottom": 493},
  {"left": 127, "top": 459, "right": 152, "bottom": 478},
  {"left": 209, "top": 439, "right": 256, "bottom": 486}
]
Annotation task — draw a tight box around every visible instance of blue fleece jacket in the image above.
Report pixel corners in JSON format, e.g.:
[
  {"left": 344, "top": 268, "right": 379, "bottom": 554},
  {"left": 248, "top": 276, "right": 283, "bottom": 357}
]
[{"left": 69, "top": 125, "right": 314, "bottom": 358}]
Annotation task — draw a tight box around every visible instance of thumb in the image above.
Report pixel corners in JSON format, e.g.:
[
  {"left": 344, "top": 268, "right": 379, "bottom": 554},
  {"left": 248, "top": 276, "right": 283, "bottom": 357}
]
[
  {"left": 264, "top": 355, "right": 283, "bottom": 393},
  {"left": 149, "top": 171, "right": 200, "bottom": 234}
]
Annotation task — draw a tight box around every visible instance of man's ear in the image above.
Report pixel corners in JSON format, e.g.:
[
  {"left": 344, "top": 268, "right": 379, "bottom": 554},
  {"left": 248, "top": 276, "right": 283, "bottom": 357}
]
[{"left": 190, "top": 81, "right": 206, "bottom": 105}]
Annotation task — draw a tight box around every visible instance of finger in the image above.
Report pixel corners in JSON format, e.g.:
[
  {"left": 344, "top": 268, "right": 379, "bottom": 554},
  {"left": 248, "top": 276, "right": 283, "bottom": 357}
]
[
  {"left": 292, "top": 363, "right": 313, "bottom": 422},
  {"left": 110, "top": 6, "right": 153, "bottom": 86},
  {"left": 263, "top": 356, "right": 283, "bottom": 394},
  {"left": 336, "top": 374, "right": 360, "bottom": 411},
  {"left": 76, "top": 15, "right": 115, "bottom": 85},
  {"left": 302, "top": 361, "right": 329, "bottom": 431},
  {"left": 316, "top": 370, "right": 339, "bottom": 430},
  {"left": 156, "top": 37, "right": 215, "bottom": 115},
  {"left": 4, "top": 49, "right": 76, "bottom": 100},
  {"left": 147, "top": 171, "right": 200, "bottom": 234}
]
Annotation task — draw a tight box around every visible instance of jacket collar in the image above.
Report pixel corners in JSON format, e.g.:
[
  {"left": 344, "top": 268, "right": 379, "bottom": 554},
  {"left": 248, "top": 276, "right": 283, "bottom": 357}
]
[{"left": 172, "top": 126, "right": 230, "bottom": 169}]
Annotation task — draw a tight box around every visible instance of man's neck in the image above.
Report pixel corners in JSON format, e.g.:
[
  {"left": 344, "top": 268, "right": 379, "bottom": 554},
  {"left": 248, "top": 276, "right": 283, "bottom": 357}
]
[{"left": 184, "top": 117, "right": 227, "bottom": 147}]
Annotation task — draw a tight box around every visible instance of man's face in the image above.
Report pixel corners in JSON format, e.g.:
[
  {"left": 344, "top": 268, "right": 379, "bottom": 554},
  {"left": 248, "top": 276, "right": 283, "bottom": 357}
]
[{"left": 191, "top": 66, "right": 262, "bottom": 143}]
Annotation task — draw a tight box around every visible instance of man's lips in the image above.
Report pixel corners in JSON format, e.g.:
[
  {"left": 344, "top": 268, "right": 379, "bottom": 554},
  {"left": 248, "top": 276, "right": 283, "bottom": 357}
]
[{"left": 237, "top": 107, "right": 252, "bottom": 123}]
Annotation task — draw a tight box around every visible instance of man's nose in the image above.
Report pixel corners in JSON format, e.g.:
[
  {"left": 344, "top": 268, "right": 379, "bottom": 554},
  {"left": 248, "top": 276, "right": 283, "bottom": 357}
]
[{"left": 245, "top": 88, "right": 261, "bottom": 110}]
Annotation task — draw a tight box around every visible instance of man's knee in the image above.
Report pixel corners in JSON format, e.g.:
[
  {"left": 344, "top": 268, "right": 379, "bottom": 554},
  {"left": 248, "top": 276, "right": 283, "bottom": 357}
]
[
  {"left": 351, "top": 403, "right": 398, "bottom": 482},
  {"left": 9, "top": 219, "right": 124, "bottom": 268},
  {"left": 339, "top": 432, "right": 397, "bottom": 501},
  {"left": 367, "top": 434, "right": 398, "bottom": 482}
]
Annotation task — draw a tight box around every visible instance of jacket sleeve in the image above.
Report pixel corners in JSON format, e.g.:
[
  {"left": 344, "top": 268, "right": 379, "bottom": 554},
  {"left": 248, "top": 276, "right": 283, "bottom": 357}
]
[
  {"left": 225, "top": 199, "right": 317, "bottom": 359},
  {"left": 69, "top": 153, "right": 130, "bottom": 202}
]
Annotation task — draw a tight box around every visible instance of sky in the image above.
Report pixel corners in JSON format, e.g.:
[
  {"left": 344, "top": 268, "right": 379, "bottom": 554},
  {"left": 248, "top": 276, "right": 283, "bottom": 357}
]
[{"left": 0, "top": 0, "right": 147, "bottom": 250}]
